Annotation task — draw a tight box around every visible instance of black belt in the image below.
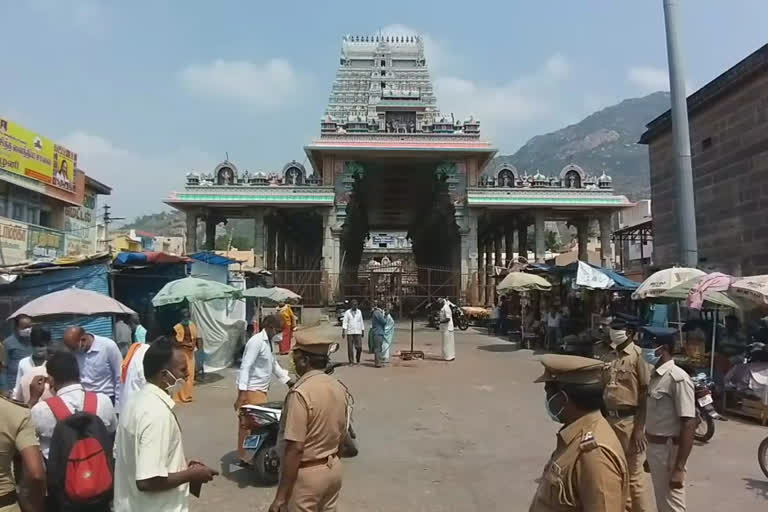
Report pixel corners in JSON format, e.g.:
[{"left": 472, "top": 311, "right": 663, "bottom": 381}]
[
  {"left": 604, "top": 407, "right": 637, "bottom": 419},
  {"left": 0, "top": 490, "right": 17, "bottom": 508}
]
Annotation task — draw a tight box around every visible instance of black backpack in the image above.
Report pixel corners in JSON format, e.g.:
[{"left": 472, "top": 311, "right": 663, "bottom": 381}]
[{"left": 46, "top": 393, "right": 114, "bottom": 512}]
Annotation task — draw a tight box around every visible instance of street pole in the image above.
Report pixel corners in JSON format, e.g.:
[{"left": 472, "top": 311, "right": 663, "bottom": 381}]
[{"left": 663, "top": 0, "right": 698, "bottom": 267}]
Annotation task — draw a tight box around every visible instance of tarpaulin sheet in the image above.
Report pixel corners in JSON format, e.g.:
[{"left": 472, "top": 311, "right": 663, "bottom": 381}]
[{"left": 190, "top": 275, "right": 246, "bottom": 372}]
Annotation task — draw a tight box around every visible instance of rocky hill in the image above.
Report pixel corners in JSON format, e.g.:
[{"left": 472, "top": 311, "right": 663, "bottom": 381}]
[{"left": 492, "top": 91, "right": 670, "bottom": 199}]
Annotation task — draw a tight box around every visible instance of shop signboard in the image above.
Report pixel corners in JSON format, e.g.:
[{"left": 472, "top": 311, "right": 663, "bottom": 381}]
[
  {"left": 27, "top": 226, "right": 65, "bottom": 262},
  {"left": 0, "top": 219, "right": 28, "bottom": 265},
  {"left": 64, "top": 235, "right": 92, "bottom": 257},
  {"left": 0, "top": 116, "right": 76, "bottom": 192},
  {"left": 64, "top": 189, "right": 96, "bottom": 239}
]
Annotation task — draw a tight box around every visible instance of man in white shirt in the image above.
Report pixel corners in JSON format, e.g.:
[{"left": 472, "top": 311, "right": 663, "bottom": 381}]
[
  {"left": 439, "top": 298, "right": 455, "bottom": 361},
  {"left": 545, "top": 306, "right": 562, "bottom": 350},
  {"left": 117, "top": 342, "right": 151, "bottom": 413},
  {"left": 114, "top": 337, "right": 217, "bottom": 512},
  {"left": 29, "top": 350, "right": 117, "bottom": 460},
  {"left": 342, "top": 299, "right": 365, "bottom": 365},
  {"left": 13, "top": 326, "right": 53, "bottom": 404},
  {"left": 234, "top": 314, "right": 292, "bottom": 466}
]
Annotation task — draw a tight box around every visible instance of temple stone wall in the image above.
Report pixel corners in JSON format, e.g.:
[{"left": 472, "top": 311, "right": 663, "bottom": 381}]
[{"left": 647, "top": 68, "right": 768, "bottom": 275}]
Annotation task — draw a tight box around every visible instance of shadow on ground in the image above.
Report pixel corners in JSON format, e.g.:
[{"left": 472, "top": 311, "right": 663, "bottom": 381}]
[
  {"left": 477, "top": 344, "right": 522, "bottom": 353},
  {"left": 218, "top": 450, "right": 276, "bottom": 489},
  {"left": 743, "top": 478, "right": 768, "bottom": 499},
  {"left": 196, "top": 372, "right": 225, "bottom": 386}
]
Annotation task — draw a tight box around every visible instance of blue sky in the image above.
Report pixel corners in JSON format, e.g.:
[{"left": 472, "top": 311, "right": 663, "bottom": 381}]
[{"left": 2, "top": 0, "right": 767, "bottom": 218}]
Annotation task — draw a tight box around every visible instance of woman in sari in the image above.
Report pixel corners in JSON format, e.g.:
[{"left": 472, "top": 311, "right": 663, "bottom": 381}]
[{"left": 381, "top": 304, "right": 396, "bottom": 362}]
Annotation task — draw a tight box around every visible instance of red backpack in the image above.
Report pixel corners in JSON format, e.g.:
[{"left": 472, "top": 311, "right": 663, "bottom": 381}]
[{"left": 46, "top": 392, "right": 114, "bottom": 511}]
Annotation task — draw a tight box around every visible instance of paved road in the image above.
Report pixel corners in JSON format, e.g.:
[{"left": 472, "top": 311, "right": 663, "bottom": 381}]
[{"left": 177, "top": 322, "right": 768, "bottom": 511}]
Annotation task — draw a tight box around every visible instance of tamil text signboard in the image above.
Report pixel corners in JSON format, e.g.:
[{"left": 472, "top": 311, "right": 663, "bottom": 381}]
[
  {"left": 0, "top": 220, "right": 28, "bottom": 265},
  {"left": 0, "top": 116, "right": 76, "bottom": 193},
  {"left": 27, "top": 226, "right": 64, "bottom": 262}
]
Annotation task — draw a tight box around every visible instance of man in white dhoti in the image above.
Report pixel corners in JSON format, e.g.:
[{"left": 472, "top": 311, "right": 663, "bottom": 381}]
[{"left": 438, "top": 298, "right": 456, "bottom": 361}]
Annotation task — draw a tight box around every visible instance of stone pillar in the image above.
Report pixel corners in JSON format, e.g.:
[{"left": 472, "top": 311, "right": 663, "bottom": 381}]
[
  {"left": 505, "top": 222, "right": 514, "bottom": 267},
  {"left": 185, "top": 212, "right": 197, "bottom": 254},
  {"left": 276, "top": 231, "right": 286, "bottom": 270},
  {"left": 599, "top": 214, "right": 613, "bottom": 269},
  {"left": 478, "top": 239, "right": 487, "bottom": 306},
  {"left": 252, "top": 209, "right": 265, "bottom": 268},
  {"left": 320, "top": 208, "right": 339, "bottom": 303},
  {"left": 204, "top": 215, "right": 216, "bottom": 251},
  {"left": 577, "top": 218, "right": 590, "bottom": 262},
  {"left": 485, "top": 240, "right": 494, "bottom": 306},
  {"left": 517, "top": 222, "right": 528, "bottom": 262},
  {"left": 266, "top": 219, "right": 276, "bottom": 269},
  {"left": 494, "top": 230, "right": 503, "bottom": 269},
  {"left": 459, "top": 210, "right": 479, "bottom": 304},
  {"left": 534, "top": 211, "right": 546, "bottom": 263}
]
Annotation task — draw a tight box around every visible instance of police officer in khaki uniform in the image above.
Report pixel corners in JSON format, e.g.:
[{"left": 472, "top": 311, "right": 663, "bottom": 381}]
[
  {"left": 270, "top": 335, "right": 347, "bottom": 512},
  {"left": 597, "top": 316, "right": 654, "bottom": 512},
  {"left": 638, "top": 328, "right": 695, "bottom": 512},
  {"left": 530, "top": 354, "right": 628, "bottom": 512},
  {"left": 0, "top": 395, "right": 45, "bottom": 512}
]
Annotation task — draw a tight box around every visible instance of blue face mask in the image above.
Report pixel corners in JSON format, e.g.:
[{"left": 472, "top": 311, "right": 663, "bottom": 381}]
[{"left": 642, "top": 347, "right": 661, "bottom": 366}]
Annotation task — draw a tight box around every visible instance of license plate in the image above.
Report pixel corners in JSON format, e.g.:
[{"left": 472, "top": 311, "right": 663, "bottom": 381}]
[
  {"left": 697, "top": 395, "right": 713, "bottom": 407},
  {"left": 243, "top": 434, "right": 264, "bottom": 450}
]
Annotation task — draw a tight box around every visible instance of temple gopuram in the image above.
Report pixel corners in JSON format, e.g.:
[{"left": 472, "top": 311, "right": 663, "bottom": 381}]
[{"left": 166, "top": 34, "right": 631, "bottom": 307}]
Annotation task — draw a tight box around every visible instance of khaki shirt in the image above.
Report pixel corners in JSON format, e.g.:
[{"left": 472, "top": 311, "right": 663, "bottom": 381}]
[
  {"left": 0, "top": 396, "right": 39, "bottom": 496},
  {"left": 529, "top": 411, "right": 628, "bottom": 512},
  {"left": 599, "top": 341, "right": 651, "bottom": 410},
  {"left": 646, "top": 360, "right": 695, "bottom": 437},
  {"left": 282, "top": 370, "right": 347, "bottom": 462}
]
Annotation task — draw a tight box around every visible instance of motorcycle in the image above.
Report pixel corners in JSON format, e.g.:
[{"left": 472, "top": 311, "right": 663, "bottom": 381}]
[
  {"left": 758, "top": 436, "right": 768, "bottom": 478},
  {"left": 427, "top": 300, "right": 469, "bottom": 331},
  {"left": 451, "top": 304, "right": 470, "bottom": 331},
  {"left": 691, "top": 373, "right": 718, "bottom": 443},
  {"left": 239, "top": 348, "right": 358, "bottom": 485}
]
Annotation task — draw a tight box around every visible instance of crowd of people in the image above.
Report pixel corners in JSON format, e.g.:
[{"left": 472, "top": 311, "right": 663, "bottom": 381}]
[{"left": 0, "top": 305, "right": 350, "bottom": 512}]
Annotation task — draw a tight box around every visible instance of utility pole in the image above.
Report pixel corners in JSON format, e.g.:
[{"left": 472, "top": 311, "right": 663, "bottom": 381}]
[
  {"left": 663, "top": 0, "right": 698, "bottom": 267},
  {"left": 101, "top": 204, "right": 124, "bottom": 255}
]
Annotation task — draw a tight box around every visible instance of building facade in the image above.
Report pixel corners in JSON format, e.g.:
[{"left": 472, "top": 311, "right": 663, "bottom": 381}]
[
  {"left": 0, "top": 117, "right": 111, "bottom": 264},
  {"left": 166, "top": 35, "right": 631, "bottom": 305},
  {"left": 640, "top": 43, "right": 768, "bottom": 276}
]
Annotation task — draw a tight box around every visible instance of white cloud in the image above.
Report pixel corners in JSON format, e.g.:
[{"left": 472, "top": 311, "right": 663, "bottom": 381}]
[
  {"left": 179, "top": 58, "right": 303, "bottom": 109},
  {"left": 435, "top": 54, "right": 571, "bottom": 142},
  {"left": 627, "top": 66, "right": 670, "bottom": 94},
  {"left": 61, "top": 132, "right": 217, "bottom": 219}
]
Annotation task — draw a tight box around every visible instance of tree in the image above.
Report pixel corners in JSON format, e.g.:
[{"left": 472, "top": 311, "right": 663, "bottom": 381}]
[{"left": 526, "top": 230, "right": 562, "bottom": 253}]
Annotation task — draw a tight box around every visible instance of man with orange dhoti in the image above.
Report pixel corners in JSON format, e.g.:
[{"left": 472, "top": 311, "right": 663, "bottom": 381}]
[
  {"left": 172, "top": 308, "right": 201, "bottom": 403},
  {"left": 278, "top": 301, "right": 296, "bottom": 355}
]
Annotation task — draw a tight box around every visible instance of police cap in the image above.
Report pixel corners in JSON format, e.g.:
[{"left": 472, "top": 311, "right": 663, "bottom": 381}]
[
  {"left": 610, "top": 312, "right": 640, "bottom": 331},
  {"left": 534, "top": 354, "right": 604, "bottom": 385},
  {"left": 293, "top": 334, "right": 335, "bottom": 356}
]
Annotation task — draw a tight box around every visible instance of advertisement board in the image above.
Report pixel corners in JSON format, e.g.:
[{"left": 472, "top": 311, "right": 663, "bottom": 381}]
[
  {"left": 0, "top": 116, "right": 76, "bottom": 192},
  {"left": 64, "top": 189, "right": 96, "bottom": 238},
  {"left": 64, "top": 235, "right": 92, "bottom": 257},
  {"left": 27, "top": 226, "right": 65, "bottom": 262},
  {"left": 0, "top": 220, "right": 29, "bottom": 265}
]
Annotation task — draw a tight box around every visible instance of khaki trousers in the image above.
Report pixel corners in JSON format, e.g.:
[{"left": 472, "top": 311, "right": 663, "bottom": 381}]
[
  {"left": 646, "top": 440, "right": 686, "bottom": 512},
  {"left": 237, "top": 389, "right": 268, "bottom": 462},
  {"left": 288, "top": 456, "right": 342, "bottom": 512},
  {"left": 606, "top": 416, "right": 655, "bottom": 512}
]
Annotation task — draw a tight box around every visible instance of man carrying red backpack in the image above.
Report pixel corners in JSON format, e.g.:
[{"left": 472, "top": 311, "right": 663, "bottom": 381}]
[{"left": 29, "top": 350, "right": 117, "bottom": 512}]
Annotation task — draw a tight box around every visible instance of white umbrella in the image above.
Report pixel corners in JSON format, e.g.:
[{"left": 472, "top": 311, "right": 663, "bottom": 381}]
[
  {"left": 631, "top": 267, "right": 706, "bottom": 300},
  {"left": 242, "top": 286, "right": 301, "bottom": 303},
  {"left": 497, "top": 272, "right": 551, "bottom": 293},
  {"left": 8, "top": 287, "right": 135, "bottom": 320},
  {"left": 728, "top": 275, "right": 768, "bottom": 306},
  {"left": 152, "top": 277, "right": 240, "bottom": 307}
]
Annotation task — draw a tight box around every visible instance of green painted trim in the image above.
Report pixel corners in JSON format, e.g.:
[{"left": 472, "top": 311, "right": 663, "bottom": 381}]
[
  {"left": 467, "top": 195, "right": 626, "bottom": 205},
  {"left": 173, "top": 193, "right": 334, "bottom": 203}
]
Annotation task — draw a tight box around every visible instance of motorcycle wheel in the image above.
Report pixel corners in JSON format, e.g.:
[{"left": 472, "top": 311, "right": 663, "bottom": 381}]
[
  {"left": 458, "top": 316, "right": 469, "bottom": 331},
  {"left": 253, "top": 445, "right": 280, "bottom": 486},
  {"left": 759, "top": 437, "right": 768, "bottom": 479},
  {"left": 340, "top": 430, "right": 359, "bottom": 458},
  {"left": 694, "top": 411, "right": 715, "bottom": 443}
]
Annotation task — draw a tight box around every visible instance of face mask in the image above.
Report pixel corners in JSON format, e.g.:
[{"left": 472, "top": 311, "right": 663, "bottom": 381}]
[
  {"left": 609, "top": 329, "right": 628, "bottom": 348},
  {"left": 545, "top": 391, "right": 566, "bottom": 423},
  {"left": 271, "top": 332, "right": 283, "bottom": 344},
  {"left": 18, "top": 328, "right": 31, "bottom": 339},
  {"left": 163, "top": 369, "right": 185, "bottom": 395},
  {"left": 642, "top": 347, "right": 661, "bottom": 366}
]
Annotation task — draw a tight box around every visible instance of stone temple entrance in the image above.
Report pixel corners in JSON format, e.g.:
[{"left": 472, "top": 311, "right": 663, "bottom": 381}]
[{"left": 165, "top": 34, "right": 631, "bottom": 307}]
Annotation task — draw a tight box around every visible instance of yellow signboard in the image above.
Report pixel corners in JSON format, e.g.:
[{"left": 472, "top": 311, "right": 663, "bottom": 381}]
[{"left": 0, "top": 117, "right": 76, "bottom": 192}]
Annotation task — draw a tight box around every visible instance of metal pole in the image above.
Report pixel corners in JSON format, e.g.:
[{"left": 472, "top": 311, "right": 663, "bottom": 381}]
[{"left": 663, "top": 0, "right": 698, "bottom": 267}]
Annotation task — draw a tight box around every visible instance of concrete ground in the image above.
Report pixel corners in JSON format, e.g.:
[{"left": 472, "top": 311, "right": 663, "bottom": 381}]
[{"left": 177, "top": 321, "right": 768, "bottom": 511}]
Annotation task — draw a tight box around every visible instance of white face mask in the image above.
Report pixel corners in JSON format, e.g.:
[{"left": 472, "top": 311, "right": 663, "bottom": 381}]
[
  {"left": 18, "top": 328, "right": 31, "bottom": 339},
  {"left": 271, "top": 332, "right": 283, "bottom": 344},
  {"left": 163, "top": 369, "right": 185, "bottom": 395},
  {"left": 609, "top": 329, "right": 629, "bottom": 348}
]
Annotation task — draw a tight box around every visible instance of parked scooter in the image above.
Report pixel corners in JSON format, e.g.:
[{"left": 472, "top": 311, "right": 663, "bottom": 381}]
[
  {"left": 758, "top": 436, "right": 768, "bottom": 478},
  {"left": 691, "top": 373, "right": 718, "bottom": 443},
  {"left": 239, "top": 347, "right": 358, "bottom": 485},
  {"left": 451, "top": 303, "right": 470, "bottom": 331}
]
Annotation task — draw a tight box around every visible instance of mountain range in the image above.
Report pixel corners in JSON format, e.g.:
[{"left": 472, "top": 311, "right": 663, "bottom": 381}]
[
  {"left": 491, "top": 91, "right": 670, "bottom": 199},
  {"left": 123, "top": 92, "right": 671, "bottom": 238}
]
